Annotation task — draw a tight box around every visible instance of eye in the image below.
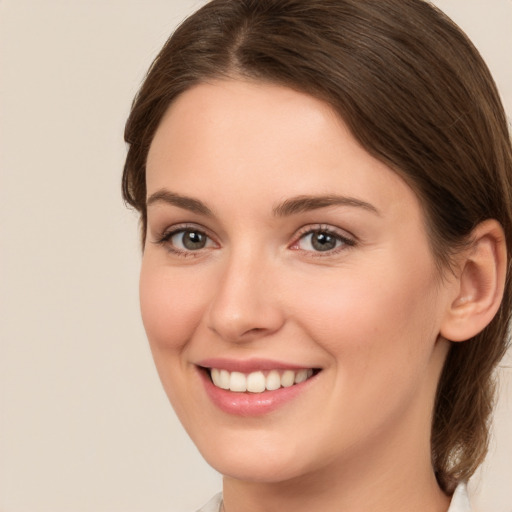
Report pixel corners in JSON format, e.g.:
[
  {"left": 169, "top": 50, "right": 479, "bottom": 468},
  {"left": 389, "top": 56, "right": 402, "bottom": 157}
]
[
  {"left": 292, "top": 227, "right": 355, "bottom": 253},
  {"left": 170, "top": 229, "right": 211, "bottom": 251},
  {"left": 154, "top": 225, "right": 217, "bottom": 255},
  {"left": 168, "top": 229, "right": 213, "bottom": 251}
]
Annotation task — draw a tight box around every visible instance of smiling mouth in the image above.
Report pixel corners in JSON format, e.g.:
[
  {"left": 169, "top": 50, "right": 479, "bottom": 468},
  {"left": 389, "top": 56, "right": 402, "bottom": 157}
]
[{"left": 205, "top": 368, "right": 319, "bottom": 393}]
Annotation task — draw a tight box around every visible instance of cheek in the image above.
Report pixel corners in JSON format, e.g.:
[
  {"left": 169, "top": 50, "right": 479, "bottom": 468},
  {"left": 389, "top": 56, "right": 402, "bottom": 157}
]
[
  {"left": 139, "top": 260, "right": 208, "bottom": 351},
  {"left": 139, "top": 259, "right": 213, "bottom": 425},
  {"left": 292, "top": 255, "right": 440, "bottom": 374},
  {"left": 290, "top": 261, "right": 441, "bottom": 444}
]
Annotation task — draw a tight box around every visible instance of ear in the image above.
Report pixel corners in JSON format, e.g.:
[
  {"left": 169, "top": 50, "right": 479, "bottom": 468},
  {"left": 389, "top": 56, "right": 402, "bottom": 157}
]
[{"left": 440, "top": 219, "right": 507, "bottom": 342}]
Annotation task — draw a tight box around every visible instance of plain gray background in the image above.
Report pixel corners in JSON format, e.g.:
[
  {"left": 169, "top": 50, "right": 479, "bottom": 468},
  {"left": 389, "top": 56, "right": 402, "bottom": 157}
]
[{"left": 1, "top": 1, "right": 511, "bottom": 511}]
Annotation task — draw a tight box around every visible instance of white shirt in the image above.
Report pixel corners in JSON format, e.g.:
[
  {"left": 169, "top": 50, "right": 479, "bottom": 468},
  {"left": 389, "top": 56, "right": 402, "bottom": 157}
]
[
  {"left": 195, "top": 482, "right": 471, "bottom": 512},
  {"left": 448, "top": 483, "right": 472, "bottom": 512}
]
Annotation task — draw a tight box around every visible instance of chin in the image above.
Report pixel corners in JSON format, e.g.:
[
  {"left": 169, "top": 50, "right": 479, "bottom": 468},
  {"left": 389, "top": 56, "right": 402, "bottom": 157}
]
[
  {"left": 208, "top": 456, "right": 306, "bottom": 484},
  {"left": 195, "top": 432, "right": 312, "bottom": 483}
]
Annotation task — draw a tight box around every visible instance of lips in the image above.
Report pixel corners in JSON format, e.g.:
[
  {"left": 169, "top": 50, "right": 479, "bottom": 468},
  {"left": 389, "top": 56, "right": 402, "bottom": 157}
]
[{"left": 197, "top": 359, "right": 321, "bottom": 416}]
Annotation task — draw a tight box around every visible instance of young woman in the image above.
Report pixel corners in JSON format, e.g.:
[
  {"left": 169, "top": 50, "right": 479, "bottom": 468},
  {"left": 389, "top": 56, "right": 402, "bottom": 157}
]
[{"left": 122, "top": 1, "right": 512, "bottom": 510}]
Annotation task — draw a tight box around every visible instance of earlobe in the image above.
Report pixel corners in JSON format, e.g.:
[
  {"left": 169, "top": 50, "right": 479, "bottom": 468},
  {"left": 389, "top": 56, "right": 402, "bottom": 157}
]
[{"left": 440, "top": 219, "right": 507, "bottom": 343}]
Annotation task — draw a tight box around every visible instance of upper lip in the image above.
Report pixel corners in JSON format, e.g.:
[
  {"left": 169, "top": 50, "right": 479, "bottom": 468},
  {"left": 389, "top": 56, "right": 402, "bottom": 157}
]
[{"left": 197, "top": 358, "right": 317, "bottom": 373}]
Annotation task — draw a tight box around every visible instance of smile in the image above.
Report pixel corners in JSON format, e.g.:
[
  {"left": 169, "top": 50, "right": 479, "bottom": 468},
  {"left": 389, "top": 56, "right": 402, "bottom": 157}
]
[
  {"left": 209, "top": 368, "right": 315, "bottom": 393},
  {"left": 197, "top": 361, "right": 321, "bottom": 416}
]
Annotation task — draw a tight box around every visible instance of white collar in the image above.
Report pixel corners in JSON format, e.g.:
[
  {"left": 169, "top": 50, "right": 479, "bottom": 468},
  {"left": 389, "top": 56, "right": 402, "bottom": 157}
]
[
  {"left": 447, "top": 483, "right": 472, "bottom": 512},
  {"left": 197, "top": 482, "right": 471, "bottom": 512}
]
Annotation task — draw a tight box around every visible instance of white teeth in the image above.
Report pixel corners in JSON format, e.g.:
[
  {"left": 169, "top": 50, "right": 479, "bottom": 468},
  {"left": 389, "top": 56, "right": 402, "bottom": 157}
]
[
  {"left": 211, "top": 368, "right": 230, "bottom": 390},
  {"left": 210, "top": 368, "right": 316, "bottom": 393},
  {"left": 211, "top": 368, "right": 221, "bottom": 387},
  {"left": 281, "top": 370, "right": 295, "bottom": 388},
  {"left": 247, "top": 371, "right": 266, "bottom": 393},
  {"left": 294, "top": 369, "right": 308, "bottom": 384},
  {"left": 229, "top": 371, "right": 247, "bottom": 392},
  {"left": 266, "top": 370, "right": 281, "bottom": 391},
  {"left": 219, "top": 369, "right": 230, "bottom": 390}
]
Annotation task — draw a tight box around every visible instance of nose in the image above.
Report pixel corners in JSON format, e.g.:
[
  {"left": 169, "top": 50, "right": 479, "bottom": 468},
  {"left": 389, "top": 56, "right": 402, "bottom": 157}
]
[{"left": 206, "top": 248, "right": 285, "bottom": 343}]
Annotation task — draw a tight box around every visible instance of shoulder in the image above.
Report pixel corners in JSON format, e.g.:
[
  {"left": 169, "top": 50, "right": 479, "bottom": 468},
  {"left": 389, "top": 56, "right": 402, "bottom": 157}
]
[{"left": 195, "top": 492, "right": 223, "bottom": 512}]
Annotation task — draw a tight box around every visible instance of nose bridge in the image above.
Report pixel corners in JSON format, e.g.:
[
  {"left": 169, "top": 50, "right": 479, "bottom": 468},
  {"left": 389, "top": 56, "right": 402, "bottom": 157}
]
[{"left": 206, "top": 242, "right": 284, "bottom": 342}]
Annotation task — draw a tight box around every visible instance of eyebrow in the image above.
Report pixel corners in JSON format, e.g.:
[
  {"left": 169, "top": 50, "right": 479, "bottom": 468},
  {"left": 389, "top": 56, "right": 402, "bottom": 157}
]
[
  {"left": 272, "top": 194, "right": 380, "bottom": 217},
  {"left": 146, "top": 189, "right": 380, "bottom": 217},
  {"left": 146, "top": 189, "right": 213, "bottom": 217}
]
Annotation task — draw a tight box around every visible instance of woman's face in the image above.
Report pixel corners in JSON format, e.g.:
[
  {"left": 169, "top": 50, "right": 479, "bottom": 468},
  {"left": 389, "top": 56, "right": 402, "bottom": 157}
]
[{"left": 141, "top": 80, "right": 453, "bottom": 484}]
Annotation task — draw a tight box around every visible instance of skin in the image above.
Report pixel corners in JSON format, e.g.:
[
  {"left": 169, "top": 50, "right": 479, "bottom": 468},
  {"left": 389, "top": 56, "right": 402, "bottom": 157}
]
[{"left": 140, "top": 80, "right": 462, "bottom": 512}]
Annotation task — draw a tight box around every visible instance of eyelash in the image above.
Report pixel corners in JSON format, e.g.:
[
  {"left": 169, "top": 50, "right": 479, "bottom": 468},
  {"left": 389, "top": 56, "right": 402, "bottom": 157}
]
[
  {"left": 290, "top": 225, "right": 356, "bottom": 256},
  {"left": 153, "top": 223, "right": 216, "bottom": 258},
  {"left": 153, "top": 223, "right": 356, "bottom": 258}
]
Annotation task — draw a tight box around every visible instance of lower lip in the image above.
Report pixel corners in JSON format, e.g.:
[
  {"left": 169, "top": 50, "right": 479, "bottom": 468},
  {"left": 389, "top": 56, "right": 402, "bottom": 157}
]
[{"left": 199, "top": 369, "right": 317, "bottom": 417}]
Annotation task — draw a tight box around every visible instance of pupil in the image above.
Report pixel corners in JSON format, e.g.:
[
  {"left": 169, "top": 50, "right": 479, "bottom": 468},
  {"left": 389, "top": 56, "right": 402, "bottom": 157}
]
[
  {"left": 312, "top": 232, "right": 336, "bottom": 251},
  {"left": 183, "top": 231, "right": 206, "bottom": 250}
]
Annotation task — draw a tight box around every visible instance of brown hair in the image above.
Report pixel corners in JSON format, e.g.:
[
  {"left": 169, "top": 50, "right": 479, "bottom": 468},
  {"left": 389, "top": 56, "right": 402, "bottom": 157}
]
[{"left": 123, "top": 0, "right": 512, "bottom": 493}]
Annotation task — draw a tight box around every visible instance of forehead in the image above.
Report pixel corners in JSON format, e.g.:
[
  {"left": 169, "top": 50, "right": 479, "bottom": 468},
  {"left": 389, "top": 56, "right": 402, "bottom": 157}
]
[
  {"left": 146, "top": 79, "right": 421, "bottom": 221},
  {"left": 148, "top": 79, "right": 343, "bottom": 170}
]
